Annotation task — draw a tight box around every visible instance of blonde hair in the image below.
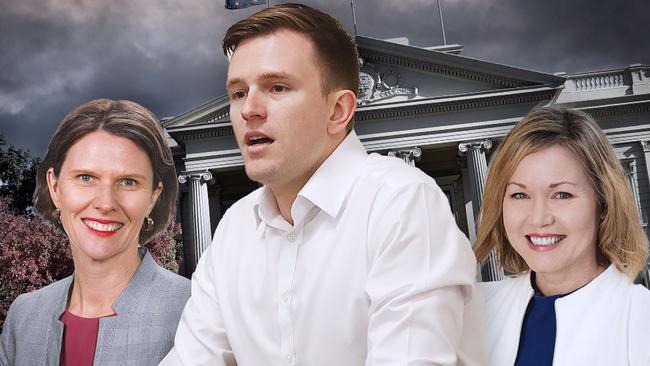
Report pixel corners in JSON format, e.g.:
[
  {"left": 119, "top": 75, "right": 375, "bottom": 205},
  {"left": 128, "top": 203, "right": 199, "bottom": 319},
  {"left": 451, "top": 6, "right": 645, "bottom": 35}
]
[{"left": 474, "top": 107, "right": 648, "bottom": 279}]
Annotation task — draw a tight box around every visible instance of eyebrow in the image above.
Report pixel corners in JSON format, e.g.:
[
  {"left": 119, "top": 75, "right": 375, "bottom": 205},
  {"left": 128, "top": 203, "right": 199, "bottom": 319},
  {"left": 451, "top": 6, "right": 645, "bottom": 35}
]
[
  {"left": 506, "top": 182, "right": 527, "bottom": 189},
  {"left": 68, "top": 169, "right": 148, "bottom": 180},
  {"left": 226, "top": 72, "right": 297, "bottom": 89},
  {"left": 506, "top": 181, "right": 578, "bottom": 189},
  {"left": 549, "top": 181, "right": 578, "bottom": 188}
]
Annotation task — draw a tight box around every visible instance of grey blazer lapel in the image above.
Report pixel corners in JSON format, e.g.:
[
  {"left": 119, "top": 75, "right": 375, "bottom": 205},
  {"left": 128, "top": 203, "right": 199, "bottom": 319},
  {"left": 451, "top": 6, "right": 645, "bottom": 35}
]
[{"left": 45, "top": 276, "right": 71, "bottom": 365}]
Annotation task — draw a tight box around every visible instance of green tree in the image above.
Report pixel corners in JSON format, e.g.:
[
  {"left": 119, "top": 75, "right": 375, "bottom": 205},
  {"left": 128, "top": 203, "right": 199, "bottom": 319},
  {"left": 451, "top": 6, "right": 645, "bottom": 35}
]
[{"left": 0, "top": 135, "right": 39, "bottom": 215}]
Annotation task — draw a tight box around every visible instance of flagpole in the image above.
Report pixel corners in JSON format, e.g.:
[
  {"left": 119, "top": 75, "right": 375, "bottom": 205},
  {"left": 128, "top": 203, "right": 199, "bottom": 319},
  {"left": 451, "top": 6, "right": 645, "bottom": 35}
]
[
  {"left": 350, "top": 0, "right": 358, "bottom": 36},
  {"left": 266, "top": 0, "right": 269, "bottom": 6},
  {"left": 437, "top": 0, "right": 447, "bottom": 45}
]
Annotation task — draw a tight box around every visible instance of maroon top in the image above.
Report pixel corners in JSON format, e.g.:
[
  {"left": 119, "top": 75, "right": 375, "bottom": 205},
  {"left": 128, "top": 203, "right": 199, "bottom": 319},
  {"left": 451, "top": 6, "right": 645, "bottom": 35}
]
[{"left": 59, "top": 310, "right": 113, "bottom": 366}]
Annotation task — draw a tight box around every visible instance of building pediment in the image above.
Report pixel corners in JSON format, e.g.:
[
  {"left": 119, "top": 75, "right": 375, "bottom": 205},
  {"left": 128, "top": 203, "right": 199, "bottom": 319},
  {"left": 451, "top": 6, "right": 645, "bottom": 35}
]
[{"left": 355, "top": 36, "right": 564, "bottom": 106}]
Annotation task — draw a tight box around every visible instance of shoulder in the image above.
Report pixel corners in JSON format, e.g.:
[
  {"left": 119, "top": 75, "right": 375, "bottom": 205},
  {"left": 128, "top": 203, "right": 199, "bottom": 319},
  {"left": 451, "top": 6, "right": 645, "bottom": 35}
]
[
  {"left": 148, "top": 258, "right": 191, "bottom": 301},
  {"left": 7, "top": 277, "right": 71, "bottom": 315},
  {"left": 360, "top": 153, "right": 438, "bottom": 190},
  {"left": 620, "top": 279, "right": 650, "bottom": 362},
  {"left": 2, "top": 277, "right": 71, "bottom": 337},
  {"left": 626, "top": 280, "right": 650, "bottom": 312},
  {"left": 352, "top": 154, "right": 445, "bottom": 210},
  {"left": 479, "top": 274, "right": 529, "bottom": 303}
]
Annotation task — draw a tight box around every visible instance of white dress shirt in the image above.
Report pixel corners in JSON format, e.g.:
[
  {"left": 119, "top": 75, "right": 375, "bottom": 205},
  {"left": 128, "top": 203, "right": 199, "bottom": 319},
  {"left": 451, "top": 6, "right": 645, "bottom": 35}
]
[{"left": 162, "top": 131, "right": 487, "bottom": 366}]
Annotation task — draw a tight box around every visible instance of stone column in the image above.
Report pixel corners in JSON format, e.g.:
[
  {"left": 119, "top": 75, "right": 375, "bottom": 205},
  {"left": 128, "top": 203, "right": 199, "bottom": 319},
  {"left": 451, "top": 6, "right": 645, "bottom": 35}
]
[
  {"left": 641, "top": 141, "right": 650, "bottom": 287},
  {"left": 388, "top": 147, "right": 422, "bottom": 166},
  {"left": 178, "top": 171, "right": 212, "bottom": 274},
  {"left": 458, "top": 139, "right": 504, "bottom": 281}
]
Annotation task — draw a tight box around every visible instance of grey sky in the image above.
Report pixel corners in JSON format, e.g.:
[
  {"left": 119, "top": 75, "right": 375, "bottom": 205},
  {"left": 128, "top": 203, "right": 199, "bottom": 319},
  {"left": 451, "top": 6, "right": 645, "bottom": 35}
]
[{"left": 1, "top": 0, "right": 649, "bottom": 157}]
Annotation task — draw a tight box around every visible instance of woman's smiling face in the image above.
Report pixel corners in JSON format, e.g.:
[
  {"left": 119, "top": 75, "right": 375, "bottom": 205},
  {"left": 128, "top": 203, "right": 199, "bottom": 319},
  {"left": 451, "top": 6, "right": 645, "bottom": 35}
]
[
  {"left": 502, "top": 144, "right": 601, "bottom": 286},
  {"left": 47, "top": 130, "right": 161, "bottom": 264}
]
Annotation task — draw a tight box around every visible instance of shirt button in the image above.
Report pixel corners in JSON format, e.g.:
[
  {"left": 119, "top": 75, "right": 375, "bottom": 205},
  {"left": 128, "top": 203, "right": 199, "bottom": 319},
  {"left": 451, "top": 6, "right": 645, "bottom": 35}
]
[
  {"left": 285, "top": 353, "right": 294, "bottom": 364},
  {"left": 281, "top": 291, "right": 290, "bottom": 303},
  {"left": 286, "top": 232, "right": 297, "bottom": 242}
]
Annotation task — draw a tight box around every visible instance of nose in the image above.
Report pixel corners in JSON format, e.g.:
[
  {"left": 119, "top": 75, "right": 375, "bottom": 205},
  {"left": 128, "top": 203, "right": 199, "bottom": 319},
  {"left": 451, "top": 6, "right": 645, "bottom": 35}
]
[
  {"left": 93, "top": 182, "right": 117, "bottom": 212},
  {"left": 530, "top": 198, "right": 554, "bottom": 227},
  {"left": 240, "top": 88, "right": 266, "bottom": 122}
]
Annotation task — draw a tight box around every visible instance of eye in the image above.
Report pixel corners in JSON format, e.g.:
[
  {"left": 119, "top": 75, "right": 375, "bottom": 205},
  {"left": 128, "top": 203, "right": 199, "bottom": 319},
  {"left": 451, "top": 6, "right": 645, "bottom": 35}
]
[
  {"left": 121, "top": 178, "right": 137, "bottom": 188},
  {"left": 78, "top": 174, "right": 93, "bottom": 183},
  {"left": 271, "top": 84, "right": 287, "bottom": 93},
  {"left": 230, "top": 90, "right": 246, "bottom": 100},
  {"left": 510, "top": 192, "right": 528, "bottom": 200},
  {"left": 554, "top": 191, "right": 573, "bottom": 199}
]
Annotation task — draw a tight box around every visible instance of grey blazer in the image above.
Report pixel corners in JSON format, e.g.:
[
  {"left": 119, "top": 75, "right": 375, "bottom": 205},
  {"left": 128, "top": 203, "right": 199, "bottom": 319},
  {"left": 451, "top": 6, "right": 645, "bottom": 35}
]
[{"left": 0, "top": 251, "right": 190, "bottom": 366}]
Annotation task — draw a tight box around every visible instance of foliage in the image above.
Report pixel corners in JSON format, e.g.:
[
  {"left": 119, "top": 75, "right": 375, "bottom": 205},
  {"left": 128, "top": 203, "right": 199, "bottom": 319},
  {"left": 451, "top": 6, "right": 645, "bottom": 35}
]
[
  {"left": 145, "top": 221, "right": 184, "bottom": 273},
  {"left": 0, "top": 197, "right": 73, "bottom": 329},
  {"left": 0, "top": 135, "right": 39, "bottom": 215}
]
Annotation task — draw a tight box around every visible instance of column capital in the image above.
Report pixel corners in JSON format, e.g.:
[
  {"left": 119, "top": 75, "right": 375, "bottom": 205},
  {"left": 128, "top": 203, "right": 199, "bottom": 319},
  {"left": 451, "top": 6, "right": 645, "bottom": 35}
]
[
  {"left": 388, "top": 147, "right": 422, "bottom": 165},
  {"left": 641, "top": 141, "right": 650, "bottom": 153},
  {"left": 178, "top": 171, "right": 213, "bottom": 184},
  {"left": 458, "top": 139, "right": 492, "bottom": 154}
]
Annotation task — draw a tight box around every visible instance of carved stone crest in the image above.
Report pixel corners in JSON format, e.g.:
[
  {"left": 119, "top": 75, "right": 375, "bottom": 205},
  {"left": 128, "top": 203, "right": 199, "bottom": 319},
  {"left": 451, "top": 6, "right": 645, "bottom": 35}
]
[{"left": 357, "top": 58, "right": 418, "bottom": 105}]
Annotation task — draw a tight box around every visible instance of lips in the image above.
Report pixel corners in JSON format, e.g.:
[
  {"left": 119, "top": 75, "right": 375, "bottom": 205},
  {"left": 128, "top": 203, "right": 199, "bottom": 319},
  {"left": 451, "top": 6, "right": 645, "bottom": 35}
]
[
  {"left": 83, "top": 218, "right": 123, "bottom": 237},
  {"left": 243, "top": 131, "right": 275, "bottom": 155},
  {"left": 244, "top": 131, "right": 274, "bottom": 146}
]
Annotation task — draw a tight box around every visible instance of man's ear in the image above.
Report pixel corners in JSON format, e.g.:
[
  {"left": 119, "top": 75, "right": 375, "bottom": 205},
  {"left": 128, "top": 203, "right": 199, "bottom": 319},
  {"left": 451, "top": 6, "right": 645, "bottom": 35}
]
[
  {"left": 46, "top": 168, "right": 61, "bottom": 209},
  {"left": 327, "top": 90, "right": 357, "bottom": 135}
]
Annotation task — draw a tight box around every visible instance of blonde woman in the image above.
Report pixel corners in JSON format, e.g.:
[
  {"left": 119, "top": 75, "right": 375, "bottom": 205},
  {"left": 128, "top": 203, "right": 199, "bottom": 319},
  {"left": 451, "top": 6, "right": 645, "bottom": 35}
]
[{"left": 475, "top": 107, "right": 650, "bottom": 365}]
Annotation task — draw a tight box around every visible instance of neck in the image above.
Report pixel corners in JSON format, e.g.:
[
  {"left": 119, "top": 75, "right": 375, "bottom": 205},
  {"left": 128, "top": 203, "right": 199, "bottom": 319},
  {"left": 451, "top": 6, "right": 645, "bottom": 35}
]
[
  {"left": 67, "top": 248, "right": 141, "bottom": 318},
  {"left": 534, "top": 263, "right": 607, "bottom": 296}
]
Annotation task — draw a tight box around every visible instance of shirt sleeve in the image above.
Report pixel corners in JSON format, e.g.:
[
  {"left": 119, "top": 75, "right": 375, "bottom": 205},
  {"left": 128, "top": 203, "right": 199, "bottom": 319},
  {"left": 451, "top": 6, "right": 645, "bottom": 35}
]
[
  {"left": 364, "top": 182, "right": 483, "bottom": 366},
  {"left": 160, "top": 222, "right": 236, "bottom": 366}
]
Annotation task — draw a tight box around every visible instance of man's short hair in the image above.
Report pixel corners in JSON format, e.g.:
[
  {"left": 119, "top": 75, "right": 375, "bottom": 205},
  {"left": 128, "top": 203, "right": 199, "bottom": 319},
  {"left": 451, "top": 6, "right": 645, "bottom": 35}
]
[{"left": 223, "top": 3, "right": 359, "bottom": 131}]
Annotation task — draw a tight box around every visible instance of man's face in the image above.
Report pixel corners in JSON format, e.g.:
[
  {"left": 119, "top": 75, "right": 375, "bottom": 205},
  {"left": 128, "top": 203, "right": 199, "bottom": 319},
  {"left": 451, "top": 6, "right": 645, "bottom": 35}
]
[{"left": 227, "top": 30, "right": 335, "bottom": 193}]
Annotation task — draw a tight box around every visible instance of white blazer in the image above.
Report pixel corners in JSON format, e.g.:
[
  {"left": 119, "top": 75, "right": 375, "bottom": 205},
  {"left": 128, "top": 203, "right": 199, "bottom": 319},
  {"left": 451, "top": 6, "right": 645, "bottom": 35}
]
[{"left": 480, "top": 265, "right": 650, "bottom": 366}]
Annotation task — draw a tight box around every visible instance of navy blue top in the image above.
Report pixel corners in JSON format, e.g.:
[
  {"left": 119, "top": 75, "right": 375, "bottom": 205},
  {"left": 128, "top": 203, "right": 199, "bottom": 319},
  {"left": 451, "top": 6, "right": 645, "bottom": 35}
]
[{"left": 514, "top": 274, "right": 572, "bottom": 366}]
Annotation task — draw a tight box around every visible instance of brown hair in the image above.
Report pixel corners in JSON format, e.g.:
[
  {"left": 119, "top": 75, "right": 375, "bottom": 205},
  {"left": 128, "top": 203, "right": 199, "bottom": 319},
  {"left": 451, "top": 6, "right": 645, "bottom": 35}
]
[
  {"left": 223, "top": 2, "right": 359, "bottom": 131},
  {"left": 474, "top": 106, "right": 648, "bottom": 280},
  {"left": 34, "top": 99, "right": 177, "bottom": 244}
]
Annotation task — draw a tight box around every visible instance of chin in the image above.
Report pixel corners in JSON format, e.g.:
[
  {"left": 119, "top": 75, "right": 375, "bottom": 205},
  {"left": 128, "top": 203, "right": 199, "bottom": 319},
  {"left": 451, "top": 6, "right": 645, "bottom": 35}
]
[{"left": 244, "top": 165, "right": 274, "bottom": 185}]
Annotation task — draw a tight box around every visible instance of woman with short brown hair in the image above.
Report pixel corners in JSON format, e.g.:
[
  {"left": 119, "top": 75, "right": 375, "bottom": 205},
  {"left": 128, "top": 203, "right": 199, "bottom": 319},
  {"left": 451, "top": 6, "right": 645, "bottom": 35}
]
[{"left": 0, "top": 99, "right": 190, "bottom": 365}]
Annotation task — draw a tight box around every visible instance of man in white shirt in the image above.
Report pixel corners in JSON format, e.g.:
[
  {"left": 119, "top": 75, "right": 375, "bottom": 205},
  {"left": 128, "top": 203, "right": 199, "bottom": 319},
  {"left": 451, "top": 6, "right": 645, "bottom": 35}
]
[{"left": 162, "top": 3, "right": 486, "bottom": 365}]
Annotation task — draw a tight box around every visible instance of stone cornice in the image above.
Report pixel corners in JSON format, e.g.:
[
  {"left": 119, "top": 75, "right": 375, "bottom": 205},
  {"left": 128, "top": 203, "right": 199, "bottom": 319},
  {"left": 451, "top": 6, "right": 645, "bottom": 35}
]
[
  {"left": 356, "top": 87, "right": 557, "bottom": 122},
  {"left": 579, "top": 100, "right": 650, "bottom": 118},
  {"left": 171, "top": 124, "right": 234, "bottom": 142}
]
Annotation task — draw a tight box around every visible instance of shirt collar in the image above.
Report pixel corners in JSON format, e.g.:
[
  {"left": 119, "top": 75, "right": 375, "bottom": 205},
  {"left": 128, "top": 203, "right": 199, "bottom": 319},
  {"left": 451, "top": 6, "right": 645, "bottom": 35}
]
[
  {"left": 253, "top": 130, "right": 368, "bottom": 226},
  {"left": 297, "top": 130, "right": 368, "bottom": 219}
]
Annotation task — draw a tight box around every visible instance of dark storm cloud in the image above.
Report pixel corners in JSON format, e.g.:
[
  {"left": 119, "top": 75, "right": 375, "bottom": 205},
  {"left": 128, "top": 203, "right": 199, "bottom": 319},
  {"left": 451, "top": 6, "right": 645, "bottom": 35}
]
[
  {"left": 356, "top": 0, "right": 650, "bottom": 74},
  {"left": 0, "top": 0, "right": 235, "bottom": 155},
  {"left": 1, "top": 0, "right": 649, "bottom": 156}
]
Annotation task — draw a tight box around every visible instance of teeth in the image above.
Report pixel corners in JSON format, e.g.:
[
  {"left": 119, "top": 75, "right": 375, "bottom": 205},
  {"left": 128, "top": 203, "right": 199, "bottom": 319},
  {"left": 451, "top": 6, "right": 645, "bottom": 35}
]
[
  {"left": 529, "top": 236, "right": 563, "bottom": 246},
  {"left": 248, "top": 135, "right": 272, "bottom": 145},
  {"left": 83, "top": 220, "right": 123, "bottom": 232}
]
